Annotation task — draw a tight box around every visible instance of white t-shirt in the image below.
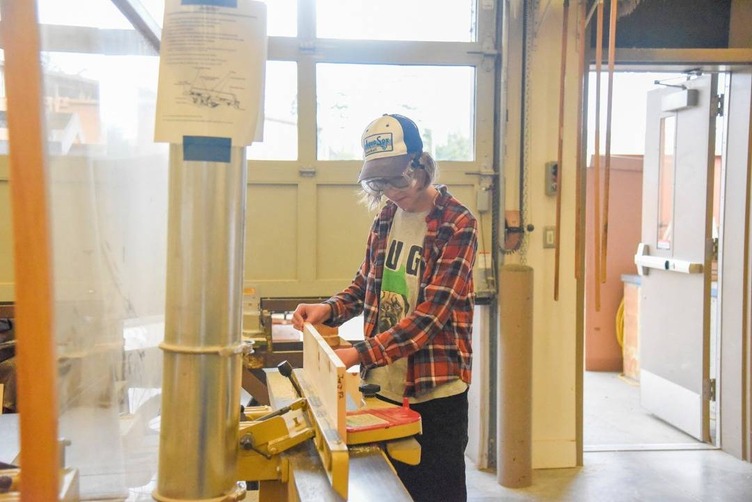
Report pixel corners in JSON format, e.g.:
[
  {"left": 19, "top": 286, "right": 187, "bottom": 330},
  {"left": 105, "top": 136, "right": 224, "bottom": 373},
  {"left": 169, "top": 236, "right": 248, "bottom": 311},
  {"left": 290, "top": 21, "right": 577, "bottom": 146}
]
[{"left": 365, "top": 208, "right": 467, "bottom": 403}]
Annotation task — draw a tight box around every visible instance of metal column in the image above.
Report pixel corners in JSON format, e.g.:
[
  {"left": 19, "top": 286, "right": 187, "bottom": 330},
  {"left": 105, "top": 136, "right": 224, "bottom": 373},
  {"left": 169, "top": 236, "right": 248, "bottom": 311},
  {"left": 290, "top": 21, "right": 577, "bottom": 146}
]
[{"left": 154, "top": 144, "right": 247, "bottom": 501}]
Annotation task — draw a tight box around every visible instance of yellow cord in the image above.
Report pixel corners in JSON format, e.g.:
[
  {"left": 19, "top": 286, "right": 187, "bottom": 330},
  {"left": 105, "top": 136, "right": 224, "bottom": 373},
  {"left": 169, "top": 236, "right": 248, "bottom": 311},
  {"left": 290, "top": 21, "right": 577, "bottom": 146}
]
[{"left": 615, "top": 296, "right": 625, "bottom": 348}]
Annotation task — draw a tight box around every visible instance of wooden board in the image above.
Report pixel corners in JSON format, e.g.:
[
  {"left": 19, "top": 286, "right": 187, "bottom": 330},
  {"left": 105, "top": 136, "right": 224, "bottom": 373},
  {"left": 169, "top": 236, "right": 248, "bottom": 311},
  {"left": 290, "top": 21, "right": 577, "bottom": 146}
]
[
  {"left": 301, "top": 323, "right": 346, "bottom": 439},
  {"left": 298, "top": 323, "right": 349, "bottom": 498}
]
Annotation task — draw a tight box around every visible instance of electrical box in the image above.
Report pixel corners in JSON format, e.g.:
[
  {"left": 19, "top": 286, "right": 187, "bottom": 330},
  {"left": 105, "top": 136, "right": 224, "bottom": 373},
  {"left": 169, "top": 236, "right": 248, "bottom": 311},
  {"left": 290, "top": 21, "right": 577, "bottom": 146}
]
[
  {"left": 545, "top": 161, "right": 558, "bottom": 196},
  {"left": 476, "top": 188, "right": 490, "bottom": 213}
]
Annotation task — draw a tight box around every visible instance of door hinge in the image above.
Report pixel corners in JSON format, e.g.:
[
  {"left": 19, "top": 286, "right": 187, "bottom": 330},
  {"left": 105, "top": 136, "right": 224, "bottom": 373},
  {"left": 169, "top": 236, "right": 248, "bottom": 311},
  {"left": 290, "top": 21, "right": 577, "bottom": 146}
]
[
  {"left": 704, "top": 378, "right": 717, "bottom": 401},
  {"left": 714, "top": 94, "right": 725, "bottom": 117}
]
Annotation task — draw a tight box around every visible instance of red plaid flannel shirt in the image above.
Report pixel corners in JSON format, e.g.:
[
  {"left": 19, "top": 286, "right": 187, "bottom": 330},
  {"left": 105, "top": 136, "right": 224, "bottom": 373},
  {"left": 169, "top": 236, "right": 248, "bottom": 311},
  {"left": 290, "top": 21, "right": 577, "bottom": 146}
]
[{"left": 325, "top": 185, "right": 477, "bottom": 397}]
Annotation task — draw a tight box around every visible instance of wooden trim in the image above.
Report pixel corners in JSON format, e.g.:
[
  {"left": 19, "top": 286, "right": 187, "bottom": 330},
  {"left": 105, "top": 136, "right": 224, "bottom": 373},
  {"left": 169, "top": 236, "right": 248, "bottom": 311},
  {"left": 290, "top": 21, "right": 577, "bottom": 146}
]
[
  {"left": 592, "top": 48, "right": 752, "bottom": 71},
  {"left": 0, "top": 1, "right": 60, "bottom": 499}
]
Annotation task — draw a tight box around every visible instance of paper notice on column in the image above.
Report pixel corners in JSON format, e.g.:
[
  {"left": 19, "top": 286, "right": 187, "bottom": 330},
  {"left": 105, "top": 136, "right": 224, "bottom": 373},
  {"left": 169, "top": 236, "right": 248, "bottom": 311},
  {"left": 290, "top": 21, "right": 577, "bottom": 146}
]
[{"left": 155, "top": 0, "right": 267, "bottom": 146}]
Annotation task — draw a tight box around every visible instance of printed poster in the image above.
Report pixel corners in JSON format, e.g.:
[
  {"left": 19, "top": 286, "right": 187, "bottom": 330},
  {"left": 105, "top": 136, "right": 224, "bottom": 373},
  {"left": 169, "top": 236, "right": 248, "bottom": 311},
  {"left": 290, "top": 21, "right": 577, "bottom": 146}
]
[{"left": 155, "top": 0, "right": 267, "bottom": 146}]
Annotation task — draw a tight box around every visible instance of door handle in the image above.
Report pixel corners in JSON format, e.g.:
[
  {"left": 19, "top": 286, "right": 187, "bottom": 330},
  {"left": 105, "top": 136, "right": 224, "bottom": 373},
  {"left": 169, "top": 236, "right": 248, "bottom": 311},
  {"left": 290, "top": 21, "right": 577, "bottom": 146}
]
[{"left": 634, "top": 243, "right": 703, "bottom": 276}]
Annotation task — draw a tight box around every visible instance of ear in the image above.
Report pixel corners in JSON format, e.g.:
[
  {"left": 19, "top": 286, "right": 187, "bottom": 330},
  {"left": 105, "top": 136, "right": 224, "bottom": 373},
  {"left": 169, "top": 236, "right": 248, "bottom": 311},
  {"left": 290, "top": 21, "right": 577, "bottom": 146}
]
[{"left": 414, "top": 168, "right": 431, "bottom": 190}]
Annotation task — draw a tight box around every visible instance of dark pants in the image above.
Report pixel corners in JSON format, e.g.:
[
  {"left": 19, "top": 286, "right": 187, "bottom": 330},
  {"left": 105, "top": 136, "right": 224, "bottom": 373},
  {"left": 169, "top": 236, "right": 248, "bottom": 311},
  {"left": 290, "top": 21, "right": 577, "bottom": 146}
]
[{"left": 386, "top": 390, "right": 469, "bottom": 502}]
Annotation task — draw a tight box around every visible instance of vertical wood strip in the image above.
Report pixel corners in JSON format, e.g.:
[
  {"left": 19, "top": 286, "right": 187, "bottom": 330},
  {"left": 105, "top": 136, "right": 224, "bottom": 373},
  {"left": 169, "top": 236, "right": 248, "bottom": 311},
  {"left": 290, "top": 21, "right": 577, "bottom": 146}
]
[
  {"left": 593, "top": 0, "right": 604, "bottom": 312},
  {"left": 554, "top": 0, "right": 570, "bottom": 301},
  {"left": 574, "top": 0, "right": 587, "bottom": 281},
  {"left": 1, "top": 1, "right": 60, "bottom": 500},
  {"left": 601, "top": 0, "right": 618, "bottom": 284}
]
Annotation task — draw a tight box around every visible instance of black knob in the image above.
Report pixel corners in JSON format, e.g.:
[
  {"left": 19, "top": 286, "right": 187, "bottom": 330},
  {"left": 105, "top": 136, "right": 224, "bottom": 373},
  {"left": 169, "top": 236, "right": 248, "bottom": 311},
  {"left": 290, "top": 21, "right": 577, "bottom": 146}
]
[
  {"left": 277, "top": 360, "right": 293, "bottom": 378},
  {"left": 359, "top": 383, "right": 380, "bottom": 398}
]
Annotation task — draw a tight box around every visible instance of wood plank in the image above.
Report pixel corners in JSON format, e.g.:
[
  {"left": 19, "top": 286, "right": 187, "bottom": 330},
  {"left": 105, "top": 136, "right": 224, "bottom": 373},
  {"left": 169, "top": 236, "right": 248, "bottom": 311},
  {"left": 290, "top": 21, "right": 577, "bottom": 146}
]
[
  {"left": 295, "top": 323, "right": 362, "bottom": 498},
  {"left": 301, "top": 323, "right": 346, "bottom": 439},
  {"left": 1, "top": 1, "right": 60, "bottom": 499},
  {"left": 268, "top": 333, "right": 351, "bottom": 499}
]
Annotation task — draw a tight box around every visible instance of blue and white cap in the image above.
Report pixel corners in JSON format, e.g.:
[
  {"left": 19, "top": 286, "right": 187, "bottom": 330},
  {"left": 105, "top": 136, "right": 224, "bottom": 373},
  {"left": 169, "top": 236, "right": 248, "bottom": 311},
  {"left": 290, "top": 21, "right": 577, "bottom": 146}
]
[{"left": 358, "top": 114, "right": 424, "bottom": 182}]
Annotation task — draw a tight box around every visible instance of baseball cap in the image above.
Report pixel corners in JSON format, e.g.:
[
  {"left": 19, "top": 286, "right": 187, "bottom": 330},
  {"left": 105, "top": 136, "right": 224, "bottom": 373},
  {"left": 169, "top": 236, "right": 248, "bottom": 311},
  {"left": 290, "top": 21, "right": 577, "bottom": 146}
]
[{"left": 358, "top": 114, "right": 424, "bottom": 182}]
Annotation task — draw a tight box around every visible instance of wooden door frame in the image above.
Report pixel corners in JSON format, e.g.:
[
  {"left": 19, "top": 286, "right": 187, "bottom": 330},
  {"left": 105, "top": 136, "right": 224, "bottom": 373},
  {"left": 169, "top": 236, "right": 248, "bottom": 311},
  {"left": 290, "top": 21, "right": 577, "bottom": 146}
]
[
  {"left": 718, "top": 69, "right": 752, "bottom": 461},
  {"left": 579, "top": 49, "right": 752, "bottom": 462}
]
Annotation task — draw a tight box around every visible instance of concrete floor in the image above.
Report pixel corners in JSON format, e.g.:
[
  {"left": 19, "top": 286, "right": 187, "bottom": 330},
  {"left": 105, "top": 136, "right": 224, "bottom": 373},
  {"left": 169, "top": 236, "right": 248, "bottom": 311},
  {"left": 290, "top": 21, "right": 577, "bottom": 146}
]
[
  {"left": 466, "top": 371, "right": 752, "bottom": 501},
  {"left": 466, "top": 449, "right": 752, "bottom": 501}
]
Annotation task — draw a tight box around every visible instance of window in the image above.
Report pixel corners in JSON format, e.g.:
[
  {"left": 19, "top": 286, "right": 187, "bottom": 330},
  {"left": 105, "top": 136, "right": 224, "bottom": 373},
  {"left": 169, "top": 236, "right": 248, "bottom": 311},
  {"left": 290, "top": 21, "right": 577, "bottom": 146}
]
[
  {"left": 247, "top": 61, "right": 298, "bottom": 160},
  {"left": 241, "top": 0, "right": 496, "bottom": 298},
  {"left": 316, "top": 63, "right": 474, "bottom": 161},
  {"left": 316, "top": 0, "right": 476, "bottom": 42},
  {"left": 657, "top": 114, "right": 676, "bottom": 250}
]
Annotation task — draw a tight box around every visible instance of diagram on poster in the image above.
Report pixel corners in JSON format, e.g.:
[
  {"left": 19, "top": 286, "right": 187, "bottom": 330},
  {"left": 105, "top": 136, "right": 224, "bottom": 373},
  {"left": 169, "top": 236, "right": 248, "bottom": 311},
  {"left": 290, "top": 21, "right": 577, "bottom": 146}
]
[
  {"left": 186, "top": 71, "right": 241, "bottom": 109},
  {"left": 155, "top": 0, "right": 267, "bottom": 146}
]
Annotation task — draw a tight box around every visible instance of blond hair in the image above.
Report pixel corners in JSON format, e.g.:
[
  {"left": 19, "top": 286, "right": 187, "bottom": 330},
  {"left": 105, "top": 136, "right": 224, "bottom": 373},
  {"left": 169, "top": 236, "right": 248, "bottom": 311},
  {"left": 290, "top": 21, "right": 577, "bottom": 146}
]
[{"left": 359, "top": 152, "right": 438, "bottom": 211}]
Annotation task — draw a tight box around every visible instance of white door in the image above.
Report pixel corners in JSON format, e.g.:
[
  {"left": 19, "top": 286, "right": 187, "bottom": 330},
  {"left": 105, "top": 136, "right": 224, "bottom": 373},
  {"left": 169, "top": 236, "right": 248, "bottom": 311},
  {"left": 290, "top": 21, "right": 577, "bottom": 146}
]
[{"left": 636, "top": 74, "right": 718, "bottom": 442}]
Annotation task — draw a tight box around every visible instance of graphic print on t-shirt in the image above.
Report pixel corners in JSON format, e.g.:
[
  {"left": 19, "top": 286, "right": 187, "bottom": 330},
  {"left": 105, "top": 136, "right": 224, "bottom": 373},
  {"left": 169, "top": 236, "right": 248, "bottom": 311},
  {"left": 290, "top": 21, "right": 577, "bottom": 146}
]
[{"left": 379, "top": 237, "right": 422, "bottom": 333}]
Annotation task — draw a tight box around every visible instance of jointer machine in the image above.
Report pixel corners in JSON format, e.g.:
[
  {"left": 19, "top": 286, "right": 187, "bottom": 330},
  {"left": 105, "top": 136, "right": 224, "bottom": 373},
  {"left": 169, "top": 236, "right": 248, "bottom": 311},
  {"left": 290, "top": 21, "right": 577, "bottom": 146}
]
[{"left": 236, "top": 321, "right": 421, "bottom": 501}]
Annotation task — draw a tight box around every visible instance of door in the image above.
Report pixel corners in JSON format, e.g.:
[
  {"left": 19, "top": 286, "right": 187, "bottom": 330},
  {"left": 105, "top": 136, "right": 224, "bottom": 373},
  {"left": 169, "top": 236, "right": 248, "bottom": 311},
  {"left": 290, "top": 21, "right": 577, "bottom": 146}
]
[{"left": 636, "top": 73, "right": 718, "bottom": 442}]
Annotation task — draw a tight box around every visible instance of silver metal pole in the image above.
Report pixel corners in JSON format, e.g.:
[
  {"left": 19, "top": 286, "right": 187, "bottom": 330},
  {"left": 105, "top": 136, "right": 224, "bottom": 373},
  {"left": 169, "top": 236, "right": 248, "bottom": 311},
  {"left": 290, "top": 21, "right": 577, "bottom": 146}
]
[{"left": 154, "top": 144, "right": 247, "bottom": 500}]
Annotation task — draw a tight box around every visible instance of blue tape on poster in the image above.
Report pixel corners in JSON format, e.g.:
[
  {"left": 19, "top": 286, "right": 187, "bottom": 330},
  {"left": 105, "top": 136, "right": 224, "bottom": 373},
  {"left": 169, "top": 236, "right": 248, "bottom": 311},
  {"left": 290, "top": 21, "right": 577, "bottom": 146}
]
[
  {"left": 182, "top": 0, "right": 237, "bottom": 6},
  {"left": 183, "top": 136, "right": 232, "bottom": 163}
]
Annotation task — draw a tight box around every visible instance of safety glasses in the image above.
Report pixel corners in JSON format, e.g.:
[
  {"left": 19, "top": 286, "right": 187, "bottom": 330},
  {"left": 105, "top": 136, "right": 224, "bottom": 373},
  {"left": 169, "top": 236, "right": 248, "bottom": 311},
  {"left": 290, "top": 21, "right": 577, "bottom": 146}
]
[{"left": 361, "top": 174, "right": 413, "bottom": 193}]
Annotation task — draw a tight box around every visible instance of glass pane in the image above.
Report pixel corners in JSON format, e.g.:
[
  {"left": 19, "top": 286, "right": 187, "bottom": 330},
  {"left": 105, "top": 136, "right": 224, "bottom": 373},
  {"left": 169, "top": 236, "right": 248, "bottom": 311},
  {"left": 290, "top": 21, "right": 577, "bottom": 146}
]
[
  {"left": 141, "top": 1, "right": 166, "bottom": 27},
  {"left": 29, "top": 3, "right": 169, "bottom": 495},
  {"left": 317, "top": 64, "right": 474, "bottom": 162},
  {"left": 657, "top": 115, "right": 676, "bottom": 250},
  {"left": 248, "top": 61, "right": 298, "bottom": 160},
  {"left": 587, "top": 71, "right": 680, "bottom": 157},
  {"left": 41, "top": 52, "right": 167, "bottom": 500},
  {"left": 38, "top": 1, "right": 294, "bottom": 37},
  {"left": 38, "top": 0, "right": 134, "bottom": 29},
  {"left": 317, "top": 0, "right": 476, "bottom": 42},
  {"left": 263, "top": 0, "right": 297, "bottom": 37}
]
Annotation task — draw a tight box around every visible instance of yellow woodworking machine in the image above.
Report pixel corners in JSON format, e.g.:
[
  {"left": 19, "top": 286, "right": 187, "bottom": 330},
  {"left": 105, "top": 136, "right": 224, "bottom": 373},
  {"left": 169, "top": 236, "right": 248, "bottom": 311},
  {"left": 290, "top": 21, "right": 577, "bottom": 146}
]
[{"left": 238, "top": 323, "right": 421, "bottom": 500}]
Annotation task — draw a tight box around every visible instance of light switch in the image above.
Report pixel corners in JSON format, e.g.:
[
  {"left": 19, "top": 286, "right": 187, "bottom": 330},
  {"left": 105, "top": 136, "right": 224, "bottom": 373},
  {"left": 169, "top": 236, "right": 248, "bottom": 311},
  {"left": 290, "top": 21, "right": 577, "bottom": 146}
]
[{"left": 543, "top": 226, "right": 556, "bottom": 249}]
